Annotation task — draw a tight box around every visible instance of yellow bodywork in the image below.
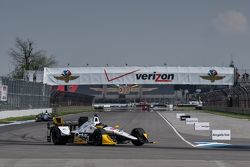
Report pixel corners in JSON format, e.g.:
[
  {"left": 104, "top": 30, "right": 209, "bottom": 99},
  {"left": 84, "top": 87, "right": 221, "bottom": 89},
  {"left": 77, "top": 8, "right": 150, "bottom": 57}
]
[
  {"left": 102, "top": 134, "right": 117, "bottom": 145},
  {"left": 95, "top": 125, "right": 104, "bottom": 129},
  {"left": 144, "top": 133, "right": 148, "bottom": 139},
  {"left": 73, "top": 135, "right": 87, "bottom": 144},
  {"left": 114, "top": 125, "right": 120, "bottom": 128},
  {"left": 73, "top": 134, "right": 116, "bottom": 145},
  {"left": 53, "top": 117, "right": 65, "bottom": 126}
]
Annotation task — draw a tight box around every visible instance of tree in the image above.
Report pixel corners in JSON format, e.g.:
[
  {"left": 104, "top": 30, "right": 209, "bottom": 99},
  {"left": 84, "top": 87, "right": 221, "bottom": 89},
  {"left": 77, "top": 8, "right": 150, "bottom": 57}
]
[{"left": 8, "top": 37, "right": 57, "bottom": 79}]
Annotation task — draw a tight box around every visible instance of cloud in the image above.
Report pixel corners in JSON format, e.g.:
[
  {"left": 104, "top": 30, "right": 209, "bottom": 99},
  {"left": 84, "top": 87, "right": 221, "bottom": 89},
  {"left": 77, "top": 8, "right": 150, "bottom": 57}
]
[{"left": 212, "top": 10, "right": 248, "bottom": 34}]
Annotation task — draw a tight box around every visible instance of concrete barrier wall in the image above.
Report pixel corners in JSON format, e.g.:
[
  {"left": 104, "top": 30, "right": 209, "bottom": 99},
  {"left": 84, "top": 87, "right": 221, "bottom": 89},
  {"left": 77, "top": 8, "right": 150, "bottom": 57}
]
[
  {"left": 203, "top": 106, "right": 250, "bottom": 115},
  {"left": 0, "top": 108, "right": 52, "bottom": 119}
]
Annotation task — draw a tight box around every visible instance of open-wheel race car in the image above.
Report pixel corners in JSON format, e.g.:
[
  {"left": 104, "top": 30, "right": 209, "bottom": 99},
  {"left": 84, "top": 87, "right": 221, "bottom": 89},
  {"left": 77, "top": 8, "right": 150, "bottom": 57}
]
[
  {"left": 35, "top": 111, "right": 53, "bottom": 122},
  {"left": 47, "top": 114, "right": 154, "bottom": 146}
]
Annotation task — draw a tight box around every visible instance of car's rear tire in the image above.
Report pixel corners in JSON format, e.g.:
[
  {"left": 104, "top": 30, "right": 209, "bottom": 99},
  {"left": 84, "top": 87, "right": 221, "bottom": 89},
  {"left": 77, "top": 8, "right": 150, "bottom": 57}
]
[
  {"left": 92, "top": 128, "right": 106, "bottom": 146},
  {"left": 131, "top": 128, "right": 147, "bottom": 146},
  {"left": 51, "top": 127, "right": 68, "bottom": 145}
]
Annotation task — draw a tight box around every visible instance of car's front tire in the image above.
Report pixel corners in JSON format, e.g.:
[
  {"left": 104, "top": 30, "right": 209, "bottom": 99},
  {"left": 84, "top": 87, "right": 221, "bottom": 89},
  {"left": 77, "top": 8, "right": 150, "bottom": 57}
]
[
  {"left": 131, "top": 128, "right": 147, "bottom": 146},
  {"left": 92, "top": 129, "right": 106, "bottom": 146}
]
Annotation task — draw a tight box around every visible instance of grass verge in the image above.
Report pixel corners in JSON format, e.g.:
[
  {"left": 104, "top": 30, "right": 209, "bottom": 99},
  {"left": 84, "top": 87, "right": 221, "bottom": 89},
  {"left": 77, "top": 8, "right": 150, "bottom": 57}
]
[
  {"left": 176, "top": 106, "right": 196, "bottom": 111},
  {"left": 0, "top": 106, "right": 95, "bottom": 124},
  {"left": 0, "top": 115, "right": 36, "bottom": 124},
  {"left": 198, "top": 109, "right": 250, "bottom": 120},
  {"left": 179, "top": 107, "right": 250, "bottom": 120}
]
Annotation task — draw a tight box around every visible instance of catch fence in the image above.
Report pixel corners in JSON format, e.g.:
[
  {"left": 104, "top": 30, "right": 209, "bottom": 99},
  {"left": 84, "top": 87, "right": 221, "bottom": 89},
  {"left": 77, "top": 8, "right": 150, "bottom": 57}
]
[
  {"left": 200, "top": 68, "right": 250, "bottom": 108},
  {"left": 0, "top": 77, "right": 50, "bottom": 111},
  {"left": 200, "top": 84, "right": 250, "bottom": 108}
]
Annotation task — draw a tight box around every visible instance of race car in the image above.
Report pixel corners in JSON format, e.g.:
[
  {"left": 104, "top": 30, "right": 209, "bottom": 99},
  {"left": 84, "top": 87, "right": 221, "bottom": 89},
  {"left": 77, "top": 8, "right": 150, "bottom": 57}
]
[
  {"left": 35, "top": 111, "right": 53, "bottom": 122},
  {"left": 47, "top": 114, "right": 153, "bottom": 146}
]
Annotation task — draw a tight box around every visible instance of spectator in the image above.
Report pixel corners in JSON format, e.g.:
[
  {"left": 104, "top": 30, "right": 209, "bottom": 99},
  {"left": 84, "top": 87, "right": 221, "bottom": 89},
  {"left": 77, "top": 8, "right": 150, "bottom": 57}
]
[{"left": 33, "top": 72, "right": 37, "bottom": 82}]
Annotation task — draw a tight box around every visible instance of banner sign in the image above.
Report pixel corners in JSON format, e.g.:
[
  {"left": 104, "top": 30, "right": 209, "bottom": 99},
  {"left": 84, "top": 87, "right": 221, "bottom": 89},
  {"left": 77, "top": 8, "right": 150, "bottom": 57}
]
[
  {"left": 0, "top": 85, "right": 8, "bottom": 101},
  {"left": 43, "top": 66, "right": 234, "bottom": 85},
  {"left": 176, "top": 113, "right": 186, "bottom": 119},
  {"left": 194, "top": 122, "right": 210, "bottom": 131},
  {"left": 186, "top": 118, "right": 198, "bottom": 125},
  {"left": 180, "top": 115, "right": 191, "bottom": 121},
  {"left": 212, "top": 130, "right": 231, "bottom": 140}
]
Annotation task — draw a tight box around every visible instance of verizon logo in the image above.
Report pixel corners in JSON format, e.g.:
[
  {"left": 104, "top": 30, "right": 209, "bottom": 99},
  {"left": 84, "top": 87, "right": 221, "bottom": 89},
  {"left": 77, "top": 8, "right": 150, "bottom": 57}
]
[{"left": 136, "top": 72, "right": 174, "bottom": 82}]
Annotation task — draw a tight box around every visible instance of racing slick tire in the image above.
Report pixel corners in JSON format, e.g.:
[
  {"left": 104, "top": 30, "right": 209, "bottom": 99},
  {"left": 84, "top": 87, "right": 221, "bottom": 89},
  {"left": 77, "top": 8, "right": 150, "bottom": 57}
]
[
  {"left": 51, "top": 127, "right": 68, "bottom": 145},
  {"left": 92, "top": 128, "right": 106, "bottom": 146},
  {"left": 131, "top": 128, "right": 147, "bottom": 146},
  {"left": 35, "top": 114, "right": 42, "bottom": 122},
  {"left": 78, "top": 117, "right": 88, "bottom": 126}
]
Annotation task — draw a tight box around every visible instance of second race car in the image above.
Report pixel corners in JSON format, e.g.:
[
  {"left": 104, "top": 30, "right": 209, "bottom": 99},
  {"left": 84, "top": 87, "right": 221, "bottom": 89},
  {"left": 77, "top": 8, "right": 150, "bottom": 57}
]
[{"left": 35, "top": 111, "right": 53, "bottom": 122}]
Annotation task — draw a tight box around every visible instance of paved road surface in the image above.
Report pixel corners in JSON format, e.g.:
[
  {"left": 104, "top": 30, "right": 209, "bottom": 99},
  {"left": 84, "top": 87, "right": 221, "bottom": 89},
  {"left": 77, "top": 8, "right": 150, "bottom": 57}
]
[{"left": 0, "top": 110, "right": 250, "bottom": 167}]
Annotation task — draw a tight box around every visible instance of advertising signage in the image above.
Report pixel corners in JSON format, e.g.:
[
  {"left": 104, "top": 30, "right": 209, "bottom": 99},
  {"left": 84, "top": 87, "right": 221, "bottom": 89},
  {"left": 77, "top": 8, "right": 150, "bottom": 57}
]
[{"left": 43, "top": 66, "right": 234, "bottom": 86}]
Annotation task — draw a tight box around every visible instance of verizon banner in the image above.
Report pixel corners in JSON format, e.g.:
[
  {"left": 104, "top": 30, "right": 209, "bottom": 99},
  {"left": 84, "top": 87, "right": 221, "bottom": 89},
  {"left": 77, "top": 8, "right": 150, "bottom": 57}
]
[{"left": 43, "top": 66, "right": 234, "bottom": 85}]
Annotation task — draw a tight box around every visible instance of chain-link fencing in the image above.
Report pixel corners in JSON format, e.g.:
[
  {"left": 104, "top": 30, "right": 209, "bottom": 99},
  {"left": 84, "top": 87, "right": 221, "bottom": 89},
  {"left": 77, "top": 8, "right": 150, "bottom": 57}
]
[
  {"left": 0, "top": 77, "right": 50, "bottom": 111},
  {"left": 200, "top": 84, "right": 250, "bottom": 109}
]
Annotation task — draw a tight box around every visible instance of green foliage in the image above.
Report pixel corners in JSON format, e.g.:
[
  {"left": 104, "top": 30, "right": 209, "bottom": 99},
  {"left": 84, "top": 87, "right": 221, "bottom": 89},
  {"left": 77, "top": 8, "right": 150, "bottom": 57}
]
[
  {"left": 201, "top": 110, "right": 250, "bottom": 120},
  {"left": 0, "top": 107, "right": 95, "bottom": 124},
  {"left": 8, "top": 37, "right": 57, "bottom": 79},
  {"left": 0, "top": 115, "right": 36, "bottom": 123}
]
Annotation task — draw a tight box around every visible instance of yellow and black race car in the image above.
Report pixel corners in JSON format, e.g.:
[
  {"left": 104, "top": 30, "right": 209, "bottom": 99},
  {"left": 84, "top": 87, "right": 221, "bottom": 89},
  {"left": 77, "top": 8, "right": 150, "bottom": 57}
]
[{"left": 47, "top": 114, "right": 153, "bottom": 146}]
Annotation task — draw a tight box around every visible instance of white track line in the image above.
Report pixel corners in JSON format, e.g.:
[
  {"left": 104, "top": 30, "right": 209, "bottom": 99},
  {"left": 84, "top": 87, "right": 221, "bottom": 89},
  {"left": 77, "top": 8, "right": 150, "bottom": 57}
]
[
  {"left": 157, "top": 111, "right": 196, "bottom": 147},
  {"left": 0, "top": 120, "right": 35, "bottom": 127}
]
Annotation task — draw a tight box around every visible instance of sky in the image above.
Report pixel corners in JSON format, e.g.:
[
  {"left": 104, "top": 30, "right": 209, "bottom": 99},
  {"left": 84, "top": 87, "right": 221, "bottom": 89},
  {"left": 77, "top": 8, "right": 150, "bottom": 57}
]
[{"left": 0, "top": 0, "right": 250, "bottom": 76}]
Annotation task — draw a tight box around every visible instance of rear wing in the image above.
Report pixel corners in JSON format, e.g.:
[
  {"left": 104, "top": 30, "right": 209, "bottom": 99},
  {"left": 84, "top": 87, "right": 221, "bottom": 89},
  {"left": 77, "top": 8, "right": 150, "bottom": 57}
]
[
  {"left": 52, "top": 117, "right": 81, "bottom": 126},
  {"left": 53, "top": 117, "right": 65, "bottom": 126},
  {"left": 52, "top": 116, "right": 89, "bottom": 127}
]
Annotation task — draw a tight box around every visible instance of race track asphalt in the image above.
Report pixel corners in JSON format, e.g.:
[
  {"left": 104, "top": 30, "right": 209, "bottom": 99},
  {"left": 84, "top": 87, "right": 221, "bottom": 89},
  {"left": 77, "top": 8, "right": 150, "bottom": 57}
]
[{"left": 0, "top": 110, "right": 250, "bottom": 167}]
